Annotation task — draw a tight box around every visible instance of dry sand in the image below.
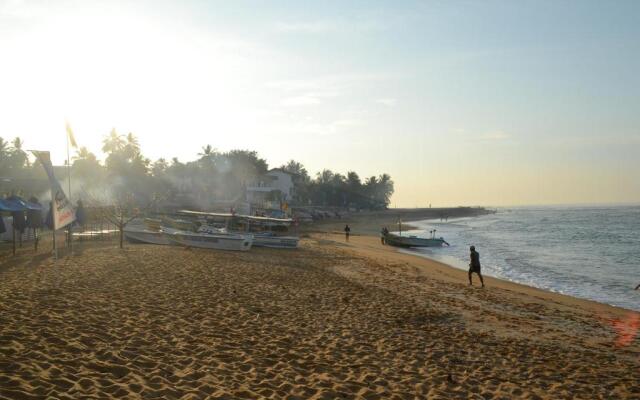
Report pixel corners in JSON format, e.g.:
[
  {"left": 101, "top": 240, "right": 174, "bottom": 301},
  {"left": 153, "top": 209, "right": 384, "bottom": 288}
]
[{"left": 0, "top": 231, "right": 638, "bottom": 399}]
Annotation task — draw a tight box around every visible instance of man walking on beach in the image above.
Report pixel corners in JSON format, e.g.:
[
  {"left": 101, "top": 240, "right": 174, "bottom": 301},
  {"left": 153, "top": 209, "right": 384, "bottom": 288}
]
[
  {"left": 469, "top": 245, "right": 485, "bottom": 287},
  {"left": 344, "top": 224, "right": 351, "bottom": 242}
]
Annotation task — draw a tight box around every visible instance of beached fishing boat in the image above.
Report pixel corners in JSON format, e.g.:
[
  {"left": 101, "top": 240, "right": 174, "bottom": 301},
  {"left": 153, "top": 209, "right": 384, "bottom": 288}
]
[
  {"left": 383, "top": 221, "right": 449, "bottom": 248},
  {"left": 177, "top": 210, "right": 299, "bottom": 249},
  {"left": 195, "top": 223, "right": 299, "bottom": 249},
  {"left": 252, "top": 232, "right": 300, "bottom": 249},
  {"left": 167, "top": 230, "right": 253, "bottom": 251},
  {"left": 383, "top": 232, "right": 449, "bottom": 248},
  {"left": 161, "top": 217, "right": 198, "bottom": 231},
  {"left": 124, "top": 225, "right": 172, "bottom": 245}
]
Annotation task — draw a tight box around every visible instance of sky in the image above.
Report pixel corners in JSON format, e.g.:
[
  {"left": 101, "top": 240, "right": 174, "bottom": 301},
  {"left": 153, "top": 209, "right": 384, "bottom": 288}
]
[{"left": 0, "top": 0, "right": 639, "bottom": 207}]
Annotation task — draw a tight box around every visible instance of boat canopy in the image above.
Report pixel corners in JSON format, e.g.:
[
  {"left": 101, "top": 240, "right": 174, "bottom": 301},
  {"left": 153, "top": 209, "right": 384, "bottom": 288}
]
[{"left": 177, "top": 210, "right": 293, "bottom": 224}]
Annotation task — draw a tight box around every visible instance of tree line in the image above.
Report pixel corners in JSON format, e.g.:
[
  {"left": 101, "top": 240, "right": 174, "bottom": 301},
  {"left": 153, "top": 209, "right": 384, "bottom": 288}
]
[{"left": 0, "top": 132, "right": 394, "bottom": 210}]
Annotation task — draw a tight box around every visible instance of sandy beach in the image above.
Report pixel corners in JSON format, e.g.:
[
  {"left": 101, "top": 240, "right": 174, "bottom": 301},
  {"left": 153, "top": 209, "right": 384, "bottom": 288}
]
[{"left": 1, "top": 223, "right": 638, "bottom": 399}]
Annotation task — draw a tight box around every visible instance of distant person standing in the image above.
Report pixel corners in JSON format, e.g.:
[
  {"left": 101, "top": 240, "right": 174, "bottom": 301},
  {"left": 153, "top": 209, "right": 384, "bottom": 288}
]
[
  {"left": 75, "top": 199, "right": 87, "bottom": 228},
  {"left": 380, "top": 226, "right": 389, "bottom": 244},
  {"left": 469, "top": 245, "right": 485, "bottom": 287},
  {"left": 344, "top": 224, "right": 351, "bottom": 242}
]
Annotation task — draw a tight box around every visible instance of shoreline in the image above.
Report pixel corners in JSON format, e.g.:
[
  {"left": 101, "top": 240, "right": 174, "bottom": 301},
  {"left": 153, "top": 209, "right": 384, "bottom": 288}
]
[
  {"left": 306, "top": 210, "right": 639, "bottom": 316},
  {"left": 315, "top": 231, "right": 638, "bottom": 318},
  {"left": 394, "top": 245, "right": 640, "bottom": 315}
]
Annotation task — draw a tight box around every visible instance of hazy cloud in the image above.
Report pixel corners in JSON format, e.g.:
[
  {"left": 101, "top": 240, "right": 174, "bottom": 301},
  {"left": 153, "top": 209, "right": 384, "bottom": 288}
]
[
  {"left": 287, "top": 118, "right": 363, "bottom": 136},
  {"left": 375, "top": 98, "right": 397, "bottom": 107},
  {"left": 268, "top": 74, "right": 389, "bottom": 108},
  {"left": 480, "top": 131, "right": 511, "bottom": 141},
  {"left": 274, "top": 17, "right": 389, "bottom": 34},
  {"left": 280, "top": 95, "right": 322, "bottom": 107},
  {"left": 274, "top": 20, "right": 339, "bottom": 34}
]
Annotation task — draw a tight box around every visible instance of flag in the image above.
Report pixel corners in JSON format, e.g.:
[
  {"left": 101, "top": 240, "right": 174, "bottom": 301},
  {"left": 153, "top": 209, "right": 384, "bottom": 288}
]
[
  {"left": 31, "top": 150, "right": 76, "bottom": 230},
  {"left": 65, "top": 121, "right": 78, "bottom": 148}
]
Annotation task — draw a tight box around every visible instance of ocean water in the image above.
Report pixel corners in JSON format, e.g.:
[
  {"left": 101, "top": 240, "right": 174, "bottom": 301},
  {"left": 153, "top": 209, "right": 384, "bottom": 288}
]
[{"left": 400, "top": 206, "right": 640, "bottom": 311}]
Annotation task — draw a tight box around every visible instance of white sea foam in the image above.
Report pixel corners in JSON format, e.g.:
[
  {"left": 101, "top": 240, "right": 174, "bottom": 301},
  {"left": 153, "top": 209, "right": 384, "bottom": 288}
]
[{"left": 401, "top": 206, "right": 640, "bottom": 311}]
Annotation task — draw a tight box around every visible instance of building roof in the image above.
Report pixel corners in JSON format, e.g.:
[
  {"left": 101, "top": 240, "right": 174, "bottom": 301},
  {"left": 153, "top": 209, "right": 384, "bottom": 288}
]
[{"left": 267, "top": 168, "right": 296, "bottom": 176}]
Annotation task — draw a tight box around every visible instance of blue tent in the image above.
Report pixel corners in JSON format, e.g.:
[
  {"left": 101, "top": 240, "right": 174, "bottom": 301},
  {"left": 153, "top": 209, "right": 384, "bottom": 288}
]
[
  {"left": 1, "top": 196, "right": 45, "bottom": 249},
  {"left": 0, "top": 197, "right": 44, "bottom": 212}
]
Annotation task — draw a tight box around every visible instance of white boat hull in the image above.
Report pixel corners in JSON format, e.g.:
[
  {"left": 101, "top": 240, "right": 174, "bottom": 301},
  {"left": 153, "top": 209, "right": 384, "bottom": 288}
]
[
  {"left": 253, "top": 235, "right": 299, "bottom": 249},
  {"left": 168, "top": 231, "right": 253, "bottom": 251},
  {"left": 124, "top": 227, "right": 172, "bottom": 245},
  {"left": 384, "top": 233, "right": 448, "bottom": 248}
]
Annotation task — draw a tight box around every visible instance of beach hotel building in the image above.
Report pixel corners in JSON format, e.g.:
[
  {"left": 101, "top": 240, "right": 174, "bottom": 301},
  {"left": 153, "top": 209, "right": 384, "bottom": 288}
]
[{"left": 245, "top": 168, "right": 295, "bottom": 217}]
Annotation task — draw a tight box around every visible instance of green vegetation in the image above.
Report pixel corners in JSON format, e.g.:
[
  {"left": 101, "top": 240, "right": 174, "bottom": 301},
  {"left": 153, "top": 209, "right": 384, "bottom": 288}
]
[{"left": 0, "top": 132, "right": 394, "bottom": 210}]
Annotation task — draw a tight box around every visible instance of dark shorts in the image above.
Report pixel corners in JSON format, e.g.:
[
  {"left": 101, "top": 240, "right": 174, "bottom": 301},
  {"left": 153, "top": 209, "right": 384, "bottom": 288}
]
[{"left": 469, "top": 265, "right": 481, "bottom": 273}]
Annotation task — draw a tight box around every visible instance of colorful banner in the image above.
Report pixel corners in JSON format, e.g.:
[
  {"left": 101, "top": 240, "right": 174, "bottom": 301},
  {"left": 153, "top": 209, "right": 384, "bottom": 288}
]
[{"left": 31, "top": 150, "right": 75, "bottom": 230}]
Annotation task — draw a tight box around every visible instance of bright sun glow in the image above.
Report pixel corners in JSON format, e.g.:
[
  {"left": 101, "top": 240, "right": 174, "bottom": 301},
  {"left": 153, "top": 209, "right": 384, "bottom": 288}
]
[{"left": 1, "top": 7, "right": 268, "bottom": 163}]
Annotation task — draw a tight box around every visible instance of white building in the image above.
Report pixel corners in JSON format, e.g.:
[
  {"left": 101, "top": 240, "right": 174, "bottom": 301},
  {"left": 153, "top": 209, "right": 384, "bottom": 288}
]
[{"left": 246, "top": 169, "right": 295, "bottom": 210}]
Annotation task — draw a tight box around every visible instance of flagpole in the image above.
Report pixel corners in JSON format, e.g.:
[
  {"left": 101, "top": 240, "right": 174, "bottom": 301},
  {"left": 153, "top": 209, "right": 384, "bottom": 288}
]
[{"left": 66, "top": 129, "right": 73, "bottom": 253}]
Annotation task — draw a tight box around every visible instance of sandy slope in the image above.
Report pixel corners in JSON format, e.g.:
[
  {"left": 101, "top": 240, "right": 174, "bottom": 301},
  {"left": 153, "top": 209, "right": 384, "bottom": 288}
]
[{"left": 0, "top": 236, "right": 638, "bottom": 399}]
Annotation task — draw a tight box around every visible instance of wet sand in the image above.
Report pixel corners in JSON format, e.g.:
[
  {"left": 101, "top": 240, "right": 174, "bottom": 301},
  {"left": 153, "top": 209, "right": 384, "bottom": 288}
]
[{"left": 0, "top": 233, "right": 638, "bottom": 399}]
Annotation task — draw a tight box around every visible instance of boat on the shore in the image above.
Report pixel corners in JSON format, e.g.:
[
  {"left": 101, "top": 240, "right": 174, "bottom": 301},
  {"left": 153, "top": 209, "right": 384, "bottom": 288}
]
[
  {"left": 167, "top": 230, "right": 253, "bottom": 251},
  {"left": 252, "top": 232, "right": 299, "bottom": 249},
  {"left": 124, "top": 219, "right": 173, "bottom": 245},
  {"left": 383, "top": 232, "right": 449, "bottom": 248},
  {"left": 177, "top": 210, "right": 300, "bottom": 249},
  {"left": 383, "top": 222, "right": 449, "bottom": 248},
  {"left": 124, "top": 225, "right": 172, "bottom": 245}
]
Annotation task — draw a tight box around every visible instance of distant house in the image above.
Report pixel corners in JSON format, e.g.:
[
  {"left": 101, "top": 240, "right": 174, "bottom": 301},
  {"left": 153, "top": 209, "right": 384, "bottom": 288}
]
[{"left": 246, "top": 168, "right": 295, "bottom": 211}]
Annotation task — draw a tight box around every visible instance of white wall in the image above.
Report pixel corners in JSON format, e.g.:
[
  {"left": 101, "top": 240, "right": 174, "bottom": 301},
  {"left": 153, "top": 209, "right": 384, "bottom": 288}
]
[{"left": 266, "top": 171, "right": 294, "bottom": 200}]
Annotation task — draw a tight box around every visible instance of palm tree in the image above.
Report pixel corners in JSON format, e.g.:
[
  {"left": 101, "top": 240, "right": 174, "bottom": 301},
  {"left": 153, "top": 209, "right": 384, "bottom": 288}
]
[
  {"left": 123, "top": 132, "right": 142, "bottom": 159},
  {"left": 197, "top": 145, "right": 219, "bottom": 173},
  {"left": 9, "top": 137, "right": 29, "bottom": 168},
  {"left": 347, "top": 171, "right": 361, "bottom": 187},
  {"left": 317, "top": 169, "right": 334, "bottom": 184},
  {"left": 102, "top": 128, "right": 125, "bottom": 154},
  {"left": 377, "top": 173, "right": 394, "bottom": 207},
  {"left": 281, "top": 160, "right": 309, "bottom": 181},
  {"left": 72, "top": 147, "right": 103, "bottom": 183},
  {"left": 0, "top": 137, "right": 9, "bottom": 171},
  {"left": 74, "top": 146, "right": 97, "bottom": 162},
  {"left": 152, "top": 158, "right": 169, "bottom": 176},
  {"left": 126, "top": 132, "right": 139, "bottom": 147},
  {"left": 0, "top": 137, "right": 9, "bottom": 159},
  {"left": 198, "top": 144, "right": 216, "bottom": 158}
]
